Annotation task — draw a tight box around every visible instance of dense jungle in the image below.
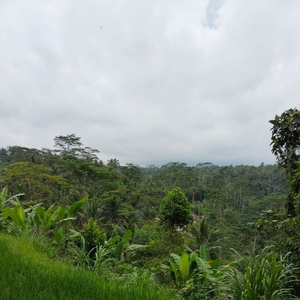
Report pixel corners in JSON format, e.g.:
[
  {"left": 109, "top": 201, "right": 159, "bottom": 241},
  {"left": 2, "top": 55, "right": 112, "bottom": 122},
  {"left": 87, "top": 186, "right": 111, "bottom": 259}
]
[{"left": 1, "top": 108, "right": 300, "bottom": 299}]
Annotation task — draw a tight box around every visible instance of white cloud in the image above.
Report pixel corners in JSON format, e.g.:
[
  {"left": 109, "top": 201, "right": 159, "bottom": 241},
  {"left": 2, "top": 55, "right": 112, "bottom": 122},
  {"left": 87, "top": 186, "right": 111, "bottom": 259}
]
[{"left": 0, "top": 0, "right": 299, "bottom": 166}]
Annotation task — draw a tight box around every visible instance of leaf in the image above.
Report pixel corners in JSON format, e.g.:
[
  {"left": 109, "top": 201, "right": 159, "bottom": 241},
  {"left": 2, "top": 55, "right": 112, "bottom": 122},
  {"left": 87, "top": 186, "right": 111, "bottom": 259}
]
[
  {"left": 15, "top": 205, "right": 25, "bottom": 225},
  {"left": 115, "top": 241, "right": 124, "bottom": 260},
  {"left": 179, "top": 252, "right": 190, "bottom": 282},
  {"left": 0, "top": 187, "right": 8, "bottom": 207},
  {"left": 121, "top": 229, "right": 131, "bottom": 248},
  {"left": 210, "top": 258, "right": 221, "bottom": 270},
  {"left": 47, "top": 205, "right": 64, "bottom": 227},
  {"left": 2, "top": 206, "right": 24, "bottom": 226},
  {"left": 67, "top": 195, "right": 88, "bottom": 216},
  {"left": 169, "top": 260, "right": 180, "bottom": 288},
  {"left": 0, "top": 187, "right": 24, "bottom": 208},
  {"left": 7, "top": 193, "right": 25, "bottom": 204},
  {"left": 200, "top": 244, "right": 211, "bottom": 261},
  {"left": 189, "top": 259, "right": 198, "bottom": 276},
  {"left": 126, "top": 244, "right": 146, "bottom": 251},
  {"left": 59, "top": 217, "right": 76, "bottom": 226},
  {"left": 196, "top": 256, "right": 212, "bottom": 277},
  {"left": 161, "top": 263, "right": 169, "bottom": 270},
  {"left": 170, "top": 253, "right": 181, "bottom": 266},
  {"left": 69, "top": 229, "right": 80, "bottom": 238},
  {"left": 105, "top": 235, "right": 120, "bottom": 247},
  {"left": 53, "top": 226, "right": 66, "bottom": 245},
  {"left": 34, "top": 205, "right": 45, "bottom": 224}
]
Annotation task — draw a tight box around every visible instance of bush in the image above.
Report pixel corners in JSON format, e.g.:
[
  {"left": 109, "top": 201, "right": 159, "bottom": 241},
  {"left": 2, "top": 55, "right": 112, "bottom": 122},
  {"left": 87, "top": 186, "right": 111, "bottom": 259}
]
[
  {"left": 80, "top": 218, "right": 106, "bottom": 253},
  {"left": 183, "top": 274, "right": 222, "bottom": 300}
]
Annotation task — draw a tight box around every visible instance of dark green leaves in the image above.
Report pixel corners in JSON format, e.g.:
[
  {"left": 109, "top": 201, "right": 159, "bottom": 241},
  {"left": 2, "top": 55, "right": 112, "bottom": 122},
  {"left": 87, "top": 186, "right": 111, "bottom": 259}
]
[
  {"left": 269, "top": 108, "right": 300, "bottom": 216},
  {"left": 159, "top": 187, "right": 192, "bottom": 229},
  {"left": 270, "top": 108, "right": 300, "bottom": 170}
]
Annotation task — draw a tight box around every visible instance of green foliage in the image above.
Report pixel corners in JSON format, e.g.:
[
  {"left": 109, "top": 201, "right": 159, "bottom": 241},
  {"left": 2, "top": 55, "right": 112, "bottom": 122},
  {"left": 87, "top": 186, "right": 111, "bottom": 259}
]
[
  {"left": 53, "top": 226, "right": 80, "bottom": 250},
  {"left": 221, "top": 247, "right": 299, "bottom": 300},
  {"left": 115, "top": 229, "right": 145, "bottom": 262},
  {"left": 1, "top": 162, "right": 67, "bottom": 205},
  {"left": 72, "top": 228, "right": 146, "bottom": 269},
  {"left": 0, "top": 146, "right": 45, "bottom": 164},
  {"left": 70, "top": 233, "right": 118, "bottom": 270},
  {"left": 276, "top": 215, "right": 300, "bottom": 296},
  {"left": 270, "top": 108, "right": 300, "bottom": 170},
  {"left": 162, "top": 251, "right": 198, "bottom": 289},
  {"left": 159, "top": 187, "right": 193, "bottom": 229},
  {"left": 115, "top": 229, "right": 131, "bottom": 261},
  {"left": 100, "top": 195, "right": 136, "bottom": 228},
  {"left": 183, "top": 273, "right": 222, "bottom": 300},
  {"left": 2, "top": 131, "right": 300, "bottom": 299},
  {"left": 54, "top": 133, "right": 99, "bottom": 160},
  {"left": 270, "top": 108, "right": 300, "bottom": 216},
  {"left": 189, "top": 217, "right": 223, "bottom": 250},
  {"left": 31, "top": 204, "right": 65, "bottom": 232},
  {"left": 2, "top": 204, "right": 26, "bottom": 227},
  {"left": 0, "top": 188, "right": 88, "bottom": 259},
  {"left": 0, "top": 186, "right": 24, "bottom": 208},
  {"left": 0, "top": 189, "right": 31, "bottom": 233},
  {"left": 65, "top": 195, "right": 89, "bottom": 217},
  {"left": 81, "top": 218, "right": 106, "bottom": 253},
  {"left": 134, "top": 223, "right": 158, "bottom": 244},
  {"left": 29, "top": 195, "right": 88, "bottom": 233},
  {"left": 0, "top": 233, "right": 179, "bottom": 300},
  {"left": 162, "top": 245, "right": 220, "bottom": 291},
  {"left": 249, "top": 194, "right": 286, "bottom": 214}
]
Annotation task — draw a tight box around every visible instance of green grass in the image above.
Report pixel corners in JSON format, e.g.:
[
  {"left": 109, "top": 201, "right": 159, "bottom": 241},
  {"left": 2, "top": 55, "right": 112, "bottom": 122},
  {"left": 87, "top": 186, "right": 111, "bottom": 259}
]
[{"left": 0, "top": 233, "right": 179, "bottom": 300}]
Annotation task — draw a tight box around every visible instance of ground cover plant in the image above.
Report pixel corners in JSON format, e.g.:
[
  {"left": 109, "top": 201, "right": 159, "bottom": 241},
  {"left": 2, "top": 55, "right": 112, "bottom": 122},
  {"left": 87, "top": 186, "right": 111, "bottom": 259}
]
[{"left": 0, "top": 233, "right": 179, "bottom": 300}]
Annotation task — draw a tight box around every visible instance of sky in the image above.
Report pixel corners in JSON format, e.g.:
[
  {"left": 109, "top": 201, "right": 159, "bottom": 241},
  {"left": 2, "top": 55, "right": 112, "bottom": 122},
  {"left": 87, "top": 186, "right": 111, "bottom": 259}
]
[{"left": 0, "top": 0, "right": 299, "bottom": 166}]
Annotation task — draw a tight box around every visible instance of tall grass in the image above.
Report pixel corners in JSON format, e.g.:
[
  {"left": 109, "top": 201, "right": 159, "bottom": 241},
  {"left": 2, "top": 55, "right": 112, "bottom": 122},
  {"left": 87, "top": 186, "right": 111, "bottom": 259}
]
[
  {"left": 0, "top": 233, "right": 179, "bottom": 300},
  {"left": 221, "top": 247, "right": 299, "bottom": 300}
]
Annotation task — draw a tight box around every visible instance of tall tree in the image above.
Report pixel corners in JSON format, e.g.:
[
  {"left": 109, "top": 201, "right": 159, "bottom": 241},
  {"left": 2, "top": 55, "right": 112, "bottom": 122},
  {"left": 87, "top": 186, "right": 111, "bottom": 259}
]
[
  {"left": 1, "top": 162, "right": 67, "bottom": 204},
  {"left": 269, "top": 109, "right": 300, "bottom": 297},
  {"left": 270, "top": 108, "right": 300, "bottom": 170},
  {"left": 2, "top": 146, "right": 44, "bottom": 164},
  {"left": 270, "top": 108, "right": 300, "bottom": 216},
  {"left": 54, "top": 134, "right": 99, "bottom": 161},
  {"left": 159, "top": 187, "right": 192, "bottom": 229}
]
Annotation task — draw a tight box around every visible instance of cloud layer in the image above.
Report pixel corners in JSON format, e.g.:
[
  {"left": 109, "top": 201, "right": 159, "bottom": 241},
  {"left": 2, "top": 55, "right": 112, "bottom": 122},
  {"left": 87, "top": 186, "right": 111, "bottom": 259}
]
[{"left": 1, "top": 0, "right": 299, "bottom": 166}]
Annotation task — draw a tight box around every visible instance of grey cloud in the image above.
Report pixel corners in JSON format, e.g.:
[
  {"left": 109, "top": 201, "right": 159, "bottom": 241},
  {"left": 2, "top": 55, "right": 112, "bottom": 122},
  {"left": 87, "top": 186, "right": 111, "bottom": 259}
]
[{"left": 0, "top": 0, "right": 299, "bottom": 166}]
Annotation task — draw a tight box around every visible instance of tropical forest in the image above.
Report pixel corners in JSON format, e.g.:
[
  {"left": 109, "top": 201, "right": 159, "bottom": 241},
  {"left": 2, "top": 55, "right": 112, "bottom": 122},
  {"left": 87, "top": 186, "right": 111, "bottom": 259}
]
[{"left": 1, "top": 108, "right": 300, "bottom": 300}]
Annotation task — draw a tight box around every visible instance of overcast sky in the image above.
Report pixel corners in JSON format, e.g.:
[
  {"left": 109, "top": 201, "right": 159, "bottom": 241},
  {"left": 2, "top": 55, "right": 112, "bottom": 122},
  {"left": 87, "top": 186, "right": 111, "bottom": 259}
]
[{"left": 1, "top": 0, "right": 299, "bottom": 166}]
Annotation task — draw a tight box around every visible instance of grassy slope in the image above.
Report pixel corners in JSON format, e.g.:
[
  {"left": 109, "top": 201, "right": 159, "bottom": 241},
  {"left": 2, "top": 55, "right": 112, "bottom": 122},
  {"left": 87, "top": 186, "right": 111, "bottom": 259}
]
[{"left": 0, "top": 233, "right": 177, "bottom": 300}]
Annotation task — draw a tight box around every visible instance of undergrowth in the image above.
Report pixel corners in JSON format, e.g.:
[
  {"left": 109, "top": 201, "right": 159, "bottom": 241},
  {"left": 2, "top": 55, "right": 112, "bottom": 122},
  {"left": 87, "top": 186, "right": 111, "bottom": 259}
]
[{"left": 0, "top": 233, "right": 179, "bottom": 300}]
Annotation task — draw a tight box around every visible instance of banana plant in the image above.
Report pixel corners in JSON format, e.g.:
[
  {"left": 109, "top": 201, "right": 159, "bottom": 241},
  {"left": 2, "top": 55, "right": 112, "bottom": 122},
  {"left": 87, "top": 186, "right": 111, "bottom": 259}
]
[
  {"left": 2, "top": 204, "right": 27, "bottom": 227},
  {"left": 31, "top": 204, "right": 64, "bottom": 232},
  {"left": 162, "top": 250, "right": 198, "bottom": 289},
  {"left": 0, "top": 186, "right": 24, "bottom": 209},
  {"left": 196, "top": 244, "right": 218, "bottom": 276},
  {"left": 115, "top": 229, "right": 145, "bottom": 262},
  {"left": 1, "top": 186, "right": 29, "bottom": 229},
  {"left": 63, "top": 195, "right": 89, "bottom": 219},
  {"left": 53, "top": 226, "right": 80, "bottom": 248},
  {"left": 29, "top": 196, "right": 88, "bottom": 234},
  {"left": 162, "top": 245, "right": 221, "bottom": 289}
]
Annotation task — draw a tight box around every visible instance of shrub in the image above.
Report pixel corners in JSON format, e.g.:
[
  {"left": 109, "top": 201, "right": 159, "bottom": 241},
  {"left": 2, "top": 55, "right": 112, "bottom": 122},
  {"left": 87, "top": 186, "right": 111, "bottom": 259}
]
[{"left": 80, "top": 218, "right": 106, "bottom": 254}]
